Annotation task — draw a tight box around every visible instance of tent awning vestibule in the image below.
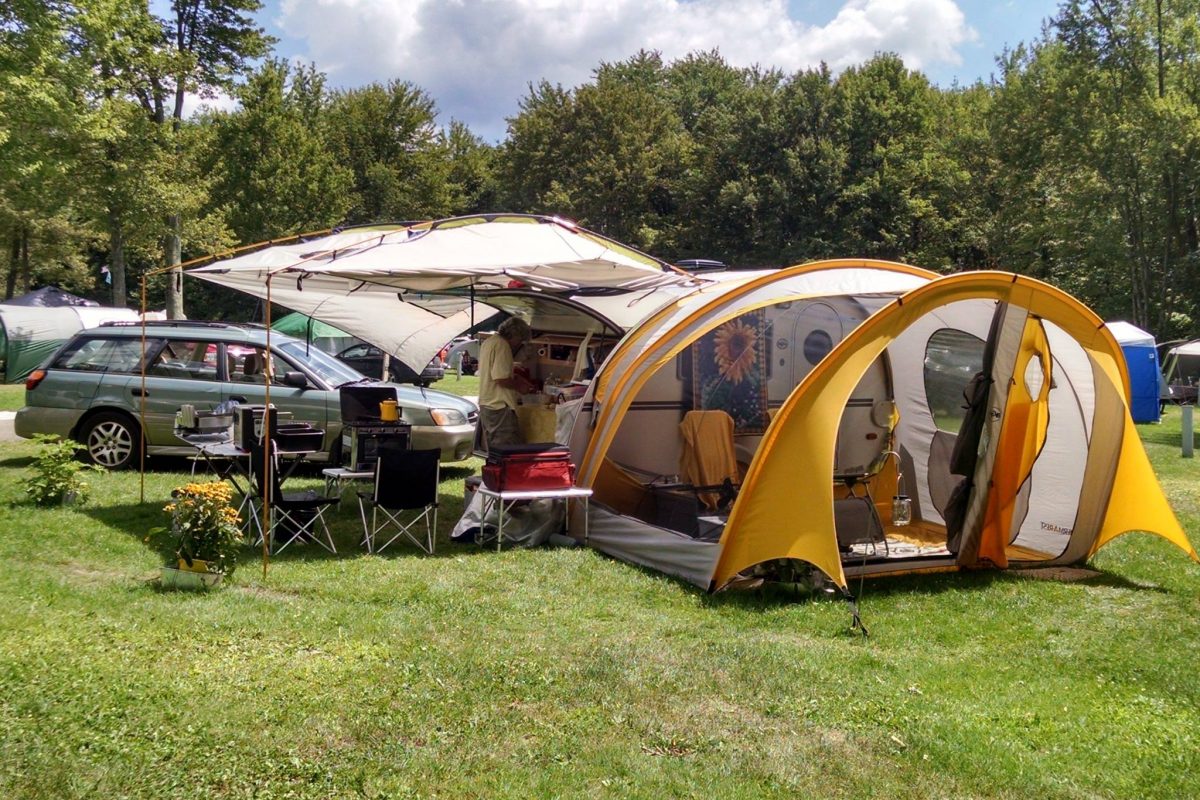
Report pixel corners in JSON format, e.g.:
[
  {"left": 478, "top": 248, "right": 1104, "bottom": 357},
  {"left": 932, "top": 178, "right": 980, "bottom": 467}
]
[{"left": 709, "top": 272, "right": 1193, "bottom": 591}]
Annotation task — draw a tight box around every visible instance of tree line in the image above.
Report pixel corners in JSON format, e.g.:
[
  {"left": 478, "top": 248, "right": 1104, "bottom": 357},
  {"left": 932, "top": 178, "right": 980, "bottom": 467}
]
[{"left": 2, "top": 0, "right": 1198, "bottom": 337}]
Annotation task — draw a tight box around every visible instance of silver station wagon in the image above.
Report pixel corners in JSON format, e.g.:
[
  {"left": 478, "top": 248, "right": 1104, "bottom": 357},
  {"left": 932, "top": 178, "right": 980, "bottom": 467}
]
[{"left": 15, "top": 321, "right": 478, "bottom": 469}]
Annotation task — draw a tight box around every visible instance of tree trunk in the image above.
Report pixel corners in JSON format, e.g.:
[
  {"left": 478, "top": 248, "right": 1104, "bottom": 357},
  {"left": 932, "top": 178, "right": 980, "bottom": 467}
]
[
  {"left": 5, "top": 229, "right": 17, "bottom": 299},
  {"left": 164, "top": 214, "right": 184, "bottom": 319},
  {"left": 18, "top": 226, "right": 30, "bottom": 295},
  {"left": 108, "top": 207, "right": 127, "bottom": 308}
]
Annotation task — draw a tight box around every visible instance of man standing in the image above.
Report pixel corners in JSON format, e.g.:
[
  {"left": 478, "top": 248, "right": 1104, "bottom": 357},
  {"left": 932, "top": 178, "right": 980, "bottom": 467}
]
[{"left": 478, "top": 317, "right": 535, "bottom": 450}]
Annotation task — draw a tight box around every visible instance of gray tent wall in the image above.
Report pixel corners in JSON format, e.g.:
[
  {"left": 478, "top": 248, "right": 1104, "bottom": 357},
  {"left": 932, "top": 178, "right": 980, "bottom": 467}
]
[{"left": 0, "top": 305, "right": 143, "bottom": 383}]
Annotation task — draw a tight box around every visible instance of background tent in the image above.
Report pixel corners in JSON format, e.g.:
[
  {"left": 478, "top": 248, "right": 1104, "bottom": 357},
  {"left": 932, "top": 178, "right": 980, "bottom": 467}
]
[
  {"left": 5, "top": 286, "right": 99, "bottom": 308},
  {"left": 271, "top": 311, "right": 358, "bottom": 355},
  {"left": 1163, "top": 339, "right": 1200, "bottom": 403},
  {"left": 0, "top": 304, "right": 147, "bottom": 382},
  {"left": 1106, "top": 321, "right": 1163, "bottom": 423}
]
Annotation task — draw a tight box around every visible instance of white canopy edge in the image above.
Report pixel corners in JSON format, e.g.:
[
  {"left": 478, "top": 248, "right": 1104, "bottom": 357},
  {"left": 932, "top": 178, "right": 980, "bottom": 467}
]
[
  {"left": 190, "top": 217, "right": 695, "bottom": 293},
  {"left": 189, "top": 270, "right": 487, "bottom": 373},
  {"left": 1167, "top": 339, "right": 1200, "bottom": 357}
]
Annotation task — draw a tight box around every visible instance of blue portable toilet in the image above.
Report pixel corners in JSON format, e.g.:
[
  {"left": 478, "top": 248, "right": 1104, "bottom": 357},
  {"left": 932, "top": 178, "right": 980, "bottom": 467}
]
[{"left": 1106, "top": 321, "right": 1162, "bottom": 423}]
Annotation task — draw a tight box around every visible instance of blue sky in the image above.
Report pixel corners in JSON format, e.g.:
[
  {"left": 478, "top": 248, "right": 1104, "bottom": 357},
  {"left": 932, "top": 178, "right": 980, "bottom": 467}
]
[{"left": 237, "top": 0, "right": 1063, "bottom": 141}]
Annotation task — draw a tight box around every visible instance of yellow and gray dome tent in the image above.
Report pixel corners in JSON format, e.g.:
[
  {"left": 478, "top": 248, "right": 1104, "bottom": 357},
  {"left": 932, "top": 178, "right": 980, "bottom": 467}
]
[{"left": 566, "top": 261, "right": 1197, "bottom": 590}]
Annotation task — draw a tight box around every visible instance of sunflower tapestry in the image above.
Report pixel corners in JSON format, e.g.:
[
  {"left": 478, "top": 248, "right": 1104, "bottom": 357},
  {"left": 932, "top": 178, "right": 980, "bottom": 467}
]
[{"left": 687, "top": 311, "right": 770, "bottom": 434}]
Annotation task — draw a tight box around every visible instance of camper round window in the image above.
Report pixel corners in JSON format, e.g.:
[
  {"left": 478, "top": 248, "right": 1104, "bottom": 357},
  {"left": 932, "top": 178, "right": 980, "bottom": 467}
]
[
  {"left": 802, "top": 330, "right": 834, "bottom": 365},
  {"left": 924, "top": 329, "right": 986, "bottom": 432}
]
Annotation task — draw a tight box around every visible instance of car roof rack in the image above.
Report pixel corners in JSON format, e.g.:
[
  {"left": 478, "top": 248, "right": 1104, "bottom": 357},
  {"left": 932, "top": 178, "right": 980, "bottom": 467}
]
[{"left": 99, "top": 320, "right": 255, "bottom": 330}]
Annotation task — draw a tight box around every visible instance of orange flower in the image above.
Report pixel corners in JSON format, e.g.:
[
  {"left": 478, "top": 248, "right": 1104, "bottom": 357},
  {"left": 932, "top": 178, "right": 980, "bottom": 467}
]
[{"left": 713, "top": 320, "right": 758, "bottom": 385}]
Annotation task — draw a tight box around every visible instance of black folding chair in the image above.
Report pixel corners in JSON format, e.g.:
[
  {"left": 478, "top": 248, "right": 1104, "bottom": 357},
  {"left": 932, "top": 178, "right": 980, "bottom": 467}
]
[
  {"left": 357, "top": 448, "right": 440, "bottom": 554},
  {"left": 251, "top": 441, "right": 339, "bottom": 554}
]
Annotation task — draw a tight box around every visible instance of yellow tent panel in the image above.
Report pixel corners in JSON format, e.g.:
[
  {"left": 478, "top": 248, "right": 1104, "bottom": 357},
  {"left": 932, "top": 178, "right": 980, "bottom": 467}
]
[{"left": 711, "top": 272, "right": 1193, "bottom": 590}]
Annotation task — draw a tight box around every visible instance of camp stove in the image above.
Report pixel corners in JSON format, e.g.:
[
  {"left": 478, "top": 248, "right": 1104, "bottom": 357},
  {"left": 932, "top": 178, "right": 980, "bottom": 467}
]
[
  {"left": 345, "top": 421, "right": 411, "bottom": 471},
  {"left": 340, "top": 385, "right": 411, "bottom": 470}
]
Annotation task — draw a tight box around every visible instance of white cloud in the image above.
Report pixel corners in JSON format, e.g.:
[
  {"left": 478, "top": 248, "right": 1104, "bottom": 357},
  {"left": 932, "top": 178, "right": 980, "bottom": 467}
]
[
  {"left": 182, "top": 89, "right": 240, "bottom": 118},
  {"left": 275, "top": 0, "right": 976, "bottom": 139}
]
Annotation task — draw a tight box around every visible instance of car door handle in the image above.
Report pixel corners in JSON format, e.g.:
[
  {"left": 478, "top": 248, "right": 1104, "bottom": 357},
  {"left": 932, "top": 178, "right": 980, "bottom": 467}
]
[
  {"left": 131, "top": 388, "right": 148, "bottom": 397},
  {"left": 230, "top": 395, "right": 247, "bottom": 403}
]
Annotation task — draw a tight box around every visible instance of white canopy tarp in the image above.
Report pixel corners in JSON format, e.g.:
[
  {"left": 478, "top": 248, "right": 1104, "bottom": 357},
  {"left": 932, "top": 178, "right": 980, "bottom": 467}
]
[
  {"left": 188, "top": 215, "right": 694, "bottom": 371},
  {"left": 190, "top": 216, "right": 691, "bottom": 293},
  {"left": 1167, "top": 339, "right": 1200, "bottom": 357},
  {"left": 189, "top": 269, "right": 487, "bottom": 374}
]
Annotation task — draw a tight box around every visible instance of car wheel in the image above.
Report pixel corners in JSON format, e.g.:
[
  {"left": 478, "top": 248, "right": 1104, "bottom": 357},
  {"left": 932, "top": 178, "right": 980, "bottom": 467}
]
[{"left": 80, "top": 411, "right": 140, "bottom": 470}]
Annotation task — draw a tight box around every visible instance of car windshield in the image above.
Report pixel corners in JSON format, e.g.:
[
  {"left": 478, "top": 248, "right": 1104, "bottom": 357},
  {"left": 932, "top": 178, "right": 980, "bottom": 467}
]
[{"left": 277, "top": 340, "right": 365, "bottom": 386}]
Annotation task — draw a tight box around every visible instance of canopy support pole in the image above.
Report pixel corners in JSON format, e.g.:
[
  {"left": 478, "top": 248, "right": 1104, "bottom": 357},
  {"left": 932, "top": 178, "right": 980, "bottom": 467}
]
[
  {"left": 261, "top": 274, "right": 274, "bottom": 579},
  {"left": 138, "top": 273, "right": 148, "bottom": 503}
]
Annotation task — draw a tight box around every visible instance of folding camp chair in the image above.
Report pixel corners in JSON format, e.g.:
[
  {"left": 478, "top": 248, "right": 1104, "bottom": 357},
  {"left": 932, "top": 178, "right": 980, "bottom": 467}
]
[
  {"left": 834, "top": 399, "right": 897, "bottom": 557},
  {"left": 357, "top": 448, "right": 440, "bottom": 554},
  {"left": 250, "top": 440, "right": 338, "bottom": 554}
]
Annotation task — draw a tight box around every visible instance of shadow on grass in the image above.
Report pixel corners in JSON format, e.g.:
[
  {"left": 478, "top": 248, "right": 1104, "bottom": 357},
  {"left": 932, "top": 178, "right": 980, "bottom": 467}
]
[
  {"left": 0, "top": 454, "right": 35, "bottom": 469},
  {"left": 439, "top": 464, "right": 477, "bottom": 481},
  {"left": 693, "top": 557, "right": 1174, "bottom": 614},
  {"left": 81, "top": 484, "right": 496, "bottom": 568},
  {"left": 1138, "top": 428, "right": 1189, "bottom": 447}
]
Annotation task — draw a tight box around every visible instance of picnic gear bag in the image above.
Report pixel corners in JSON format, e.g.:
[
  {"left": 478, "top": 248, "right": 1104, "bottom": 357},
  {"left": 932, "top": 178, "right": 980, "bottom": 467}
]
[{"left": 482, "top": 443, "right": 575, "bottom": 492}]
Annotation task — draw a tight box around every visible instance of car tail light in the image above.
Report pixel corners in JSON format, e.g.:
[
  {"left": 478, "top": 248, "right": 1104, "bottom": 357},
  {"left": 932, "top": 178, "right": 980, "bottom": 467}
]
[{"left": 25, "top": 369, "right": 46, "bottom": 391}]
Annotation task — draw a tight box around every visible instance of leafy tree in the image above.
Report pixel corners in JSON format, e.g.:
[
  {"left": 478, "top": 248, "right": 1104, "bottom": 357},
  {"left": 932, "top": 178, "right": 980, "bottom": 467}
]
[
  {"left": 665, "top": 54, "right": 846, "bottom": 266},
  {"left": 444, "top": 120, "right": 498, "bottom": 215},
  {"left": 0, "top": 2, "right": 97, "bottom": 299},
  {"left": 326, "top": 81, "right": 456, "bottom": 223},
  {"left": 206, "top": 59, "right": 352, "bottom": 243},
  {"left": 67, "top": 0, "right": 271, "bottom": 315},
  {"left": 502, "top": 51, "right": 692, "bottom": 251},
  {"left": 990, "top": 0, "right": 1200, "bottom": 334},
  {"left": 831, "top": 54, "right": 960, "bottom": 265}
]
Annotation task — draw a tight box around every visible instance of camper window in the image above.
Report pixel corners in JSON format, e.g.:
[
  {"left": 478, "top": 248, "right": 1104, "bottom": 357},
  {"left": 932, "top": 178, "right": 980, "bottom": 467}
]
[
  {"left": 802, "top": 329, "right": 834, "bottom": 365},
  {"left": 924, "top": 329, "right": 986, "bottom": 432}
]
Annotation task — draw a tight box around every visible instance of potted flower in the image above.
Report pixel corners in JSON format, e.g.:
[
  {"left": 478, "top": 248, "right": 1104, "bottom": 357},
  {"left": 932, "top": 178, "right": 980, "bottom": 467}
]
[
  {"left": 158, "top": 481, "right": 242, "bottom": 589},
  {"left": 25, "top": 434, "right": 103, "bottom": 506}
]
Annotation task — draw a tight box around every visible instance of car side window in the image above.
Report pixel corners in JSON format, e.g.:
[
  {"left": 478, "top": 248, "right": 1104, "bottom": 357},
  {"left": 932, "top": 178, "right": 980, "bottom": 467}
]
[
  {"left": 53, "top": 337, "right": 149, "bottom": 374},
  {"left": 224, "top": 345, "right": 292, "bottom": 386},
  {"left": 149, "top": 340, "right": 218, "bottom": 381}
]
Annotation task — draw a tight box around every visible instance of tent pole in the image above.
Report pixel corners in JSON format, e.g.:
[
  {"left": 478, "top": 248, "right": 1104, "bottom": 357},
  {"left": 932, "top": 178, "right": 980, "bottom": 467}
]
[
  {"left": 261, "top": 274, "right": 274, "bottom": 578},
  {"left": 138, "top": 273, "right": 148, "bottom": 503}
]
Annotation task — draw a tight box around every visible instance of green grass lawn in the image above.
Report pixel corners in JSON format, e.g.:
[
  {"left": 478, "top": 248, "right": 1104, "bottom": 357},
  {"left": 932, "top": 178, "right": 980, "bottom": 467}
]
[
  {"left": 431, "top": 373, "right": 479, "bottom": 398},
  {"left": 0, "top": 409, "right": 1197, "bottom": 798},
  {"left": 0, "top": 383, "right": 26, "bottom": 412}
]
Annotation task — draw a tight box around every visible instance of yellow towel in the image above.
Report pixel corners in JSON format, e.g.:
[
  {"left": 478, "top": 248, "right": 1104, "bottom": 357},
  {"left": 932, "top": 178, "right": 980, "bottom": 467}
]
[{"left": 679, "top": 410, "right": 739, "bottom": 510}]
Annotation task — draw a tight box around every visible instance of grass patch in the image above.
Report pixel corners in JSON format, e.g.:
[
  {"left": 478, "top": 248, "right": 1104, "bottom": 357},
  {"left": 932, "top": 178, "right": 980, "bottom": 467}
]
[
  {"left": 0, "top": 383, "right": 26, "bottom": 412},
  {"left": 0, "top": 409, "right": 1196, "bottom": 797},
  {"left": 431, "top": 373, "right": 479, "bottom": 398}
]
